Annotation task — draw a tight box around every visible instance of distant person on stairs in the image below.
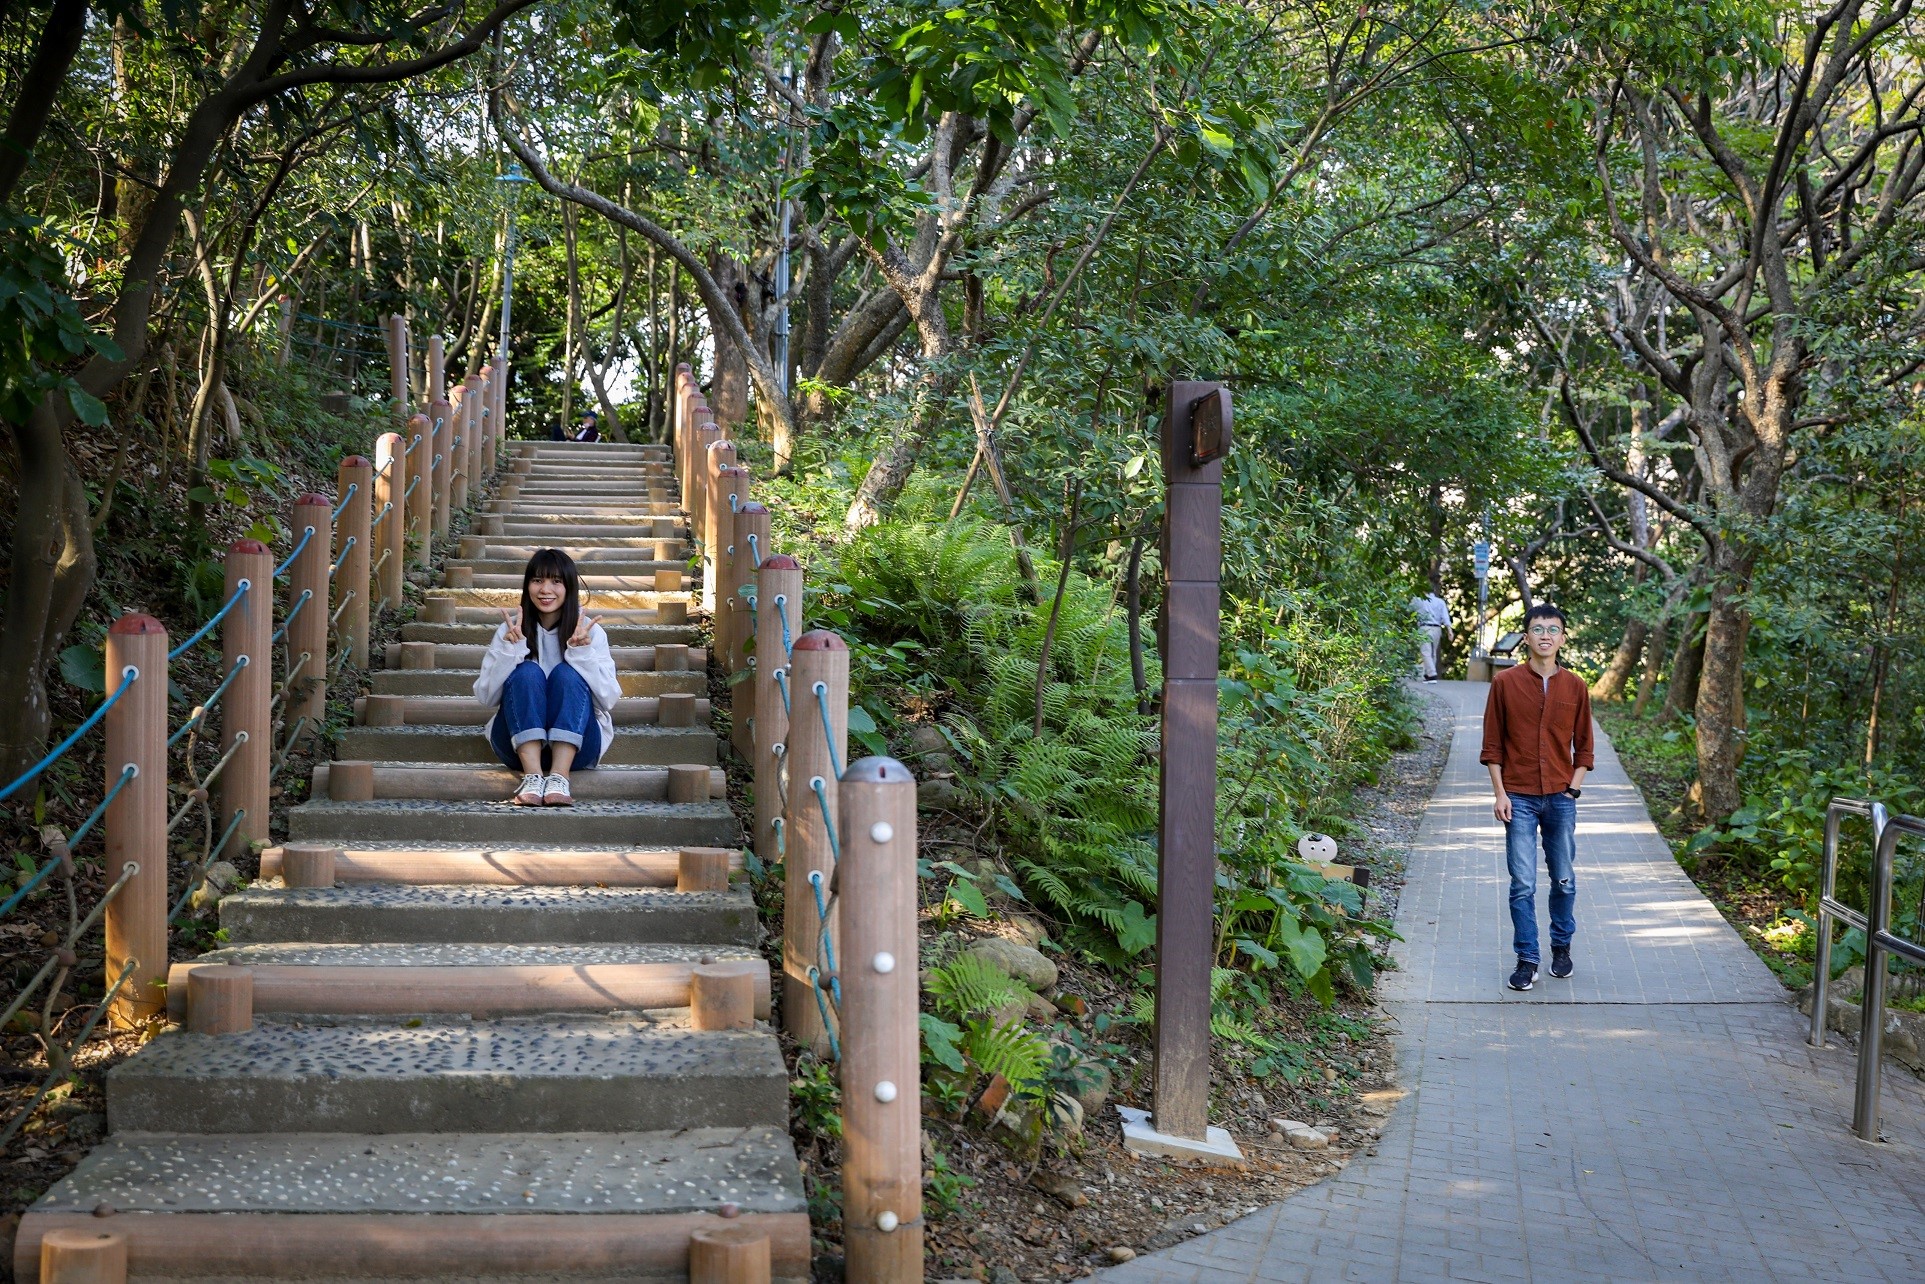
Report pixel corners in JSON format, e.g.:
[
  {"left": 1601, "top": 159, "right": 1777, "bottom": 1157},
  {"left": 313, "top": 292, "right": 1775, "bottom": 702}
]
[
  {"left": 1480, "top": 603, "right": 1594, "bottom": 992},
  {"left": 1410, "top": 581, "right": 1451, "bottom": 681},
  {"left": 474, "top": 549, "right": 621, "bottom": 806},
  {"left": 573, "top": 411, "right": 600, "bottom": 442}
]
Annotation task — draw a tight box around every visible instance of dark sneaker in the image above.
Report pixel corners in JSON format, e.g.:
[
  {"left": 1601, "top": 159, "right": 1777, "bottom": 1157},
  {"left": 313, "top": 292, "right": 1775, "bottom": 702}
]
[
  {"left": 1550, "top": 945, "right": 1573, "bottom": 979},
  {"left": 1508, "top": 960, "right": 1538, "bottom": 991}
]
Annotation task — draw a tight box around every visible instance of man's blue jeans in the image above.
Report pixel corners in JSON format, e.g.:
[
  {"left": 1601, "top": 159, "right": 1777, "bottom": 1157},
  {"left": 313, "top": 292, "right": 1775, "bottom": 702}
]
[
  {"left": 489, "top": 660, "right": 602, "bottom": 772},
  {"left": 1506, "top": 790, "right": 1576, "bottom": 965}
]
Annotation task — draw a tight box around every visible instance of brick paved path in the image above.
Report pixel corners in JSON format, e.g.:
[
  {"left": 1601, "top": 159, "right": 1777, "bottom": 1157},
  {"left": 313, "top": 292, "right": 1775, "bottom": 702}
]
[{"left": 1106, "top": 681, "right": 1925, "bottom": 1282}]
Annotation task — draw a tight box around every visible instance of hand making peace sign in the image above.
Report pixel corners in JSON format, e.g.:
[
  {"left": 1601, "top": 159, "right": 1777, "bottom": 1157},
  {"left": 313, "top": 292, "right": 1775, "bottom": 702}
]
[
  {"left": 568, "top": 614, "right": 600, "bottom": 648},
  {"left": 500, "top": 607, "right": 523, "bottom": 645}
]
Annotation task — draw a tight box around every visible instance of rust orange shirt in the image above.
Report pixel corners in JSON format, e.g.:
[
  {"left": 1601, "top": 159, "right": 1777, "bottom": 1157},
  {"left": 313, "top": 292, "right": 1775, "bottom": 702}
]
[{"left": 1479, "top": 662, "right": 1596, "bottom": 795}]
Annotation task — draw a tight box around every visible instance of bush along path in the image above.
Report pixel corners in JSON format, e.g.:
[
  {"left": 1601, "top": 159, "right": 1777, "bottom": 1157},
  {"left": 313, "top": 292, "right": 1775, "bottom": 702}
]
[{"left": 12, "top": 439, "right": 812, "bottom": 1281}]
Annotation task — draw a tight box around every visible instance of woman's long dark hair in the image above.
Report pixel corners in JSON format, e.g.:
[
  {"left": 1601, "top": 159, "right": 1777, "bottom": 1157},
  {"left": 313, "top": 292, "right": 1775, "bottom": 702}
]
[{"left": 520, "top": 548, "right": 582, "bottom": 662}]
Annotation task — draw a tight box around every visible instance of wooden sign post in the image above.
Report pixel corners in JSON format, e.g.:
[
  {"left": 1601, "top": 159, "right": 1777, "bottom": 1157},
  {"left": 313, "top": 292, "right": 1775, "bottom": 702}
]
[{"left": 1124, "top": 380, "right": 1243, "bottom": 1164}]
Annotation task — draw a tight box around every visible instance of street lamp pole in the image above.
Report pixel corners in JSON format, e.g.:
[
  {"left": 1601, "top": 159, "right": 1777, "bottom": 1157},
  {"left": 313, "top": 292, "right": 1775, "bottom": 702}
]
[{"left": 497, "top": 162, "right": 532, "bottom": 365}]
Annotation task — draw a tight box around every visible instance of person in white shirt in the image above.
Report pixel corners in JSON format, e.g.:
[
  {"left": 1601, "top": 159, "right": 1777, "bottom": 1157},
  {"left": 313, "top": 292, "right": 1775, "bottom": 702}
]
[
  {"left": 1410, "top": 583, "right": 1452, "bottom": 682},
  {"left": 472, "top": 549, "right": 622, "bottom": 805}
]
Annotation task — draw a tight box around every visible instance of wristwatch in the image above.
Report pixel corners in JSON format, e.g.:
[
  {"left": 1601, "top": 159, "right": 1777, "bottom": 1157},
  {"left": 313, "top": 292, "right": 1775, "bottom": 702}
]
[{"left": 1565, "top": 787, "right": 1583, "bottom": 799}]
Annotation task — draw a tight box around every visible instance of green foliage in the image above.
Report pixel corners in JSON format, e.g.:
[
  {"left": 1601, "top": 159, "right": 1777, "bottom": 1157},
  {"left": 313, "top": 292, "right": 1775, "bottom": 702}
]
[
  {"left": 925, "top": 954, "right": 1029, "bottom": 1020},
  {"left": 0, "top": 214, "right": 120, "bottom": 427}
]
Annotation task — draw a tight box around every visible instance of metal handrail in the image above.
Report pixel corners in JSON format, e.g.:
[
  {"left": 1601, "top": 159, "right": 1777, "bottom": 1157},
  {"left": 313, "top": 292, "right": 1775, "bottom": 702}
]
[{"left": 1811, "top": 798, "right": 1885, "bottom": 1047}]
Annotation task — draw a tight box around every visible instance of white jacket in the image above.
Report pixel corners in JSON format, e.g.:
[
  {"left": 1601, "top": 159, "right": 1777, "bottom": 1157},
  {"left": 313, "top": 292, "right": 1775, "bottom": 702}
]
[{"left": 473, "top": 620, "right": 622, "bottom": 752}]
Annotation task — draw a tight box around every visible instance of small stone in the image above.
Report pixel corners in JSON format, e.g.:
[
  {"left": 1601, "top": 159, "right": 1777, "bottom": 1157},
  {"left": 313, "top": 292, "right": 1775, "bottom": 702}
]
[
  {"left": 39, "top": 930, "right": 59, "bottom": 948},
  {"left": 1287, "top": 1128, "right": 1329, "bottom": 1150},
  {"left": 965, "top": 937, "right": 1058, "bottom": 990},
  {"left": 918, "top": 778, "right": 965, "bottom": 811},
  {"left": 92, "top": 1204, "right": 115, "bottom": 1218},
  {"left": 1046, "top": 1093, "right": 1085, "bottom": 1139},
  {"left": 719, "top": 1201, "right": 740, "bottom": 1219},
  {"left": 1271, "top": 1118, "right": 1311, "bottom": 1133},
  {"left": 1025, "top": 992, "right": 1058, "bottom": 1021},
  {"left": 1108, "top": 1246, "right": 1137, "bottom": 1263},
  {"left": 1004, "top": 913, "right": 1049, "bottom": 948},
  {"left": 1321, "top": 1066, "right": 1339, "bottom": 1083}
]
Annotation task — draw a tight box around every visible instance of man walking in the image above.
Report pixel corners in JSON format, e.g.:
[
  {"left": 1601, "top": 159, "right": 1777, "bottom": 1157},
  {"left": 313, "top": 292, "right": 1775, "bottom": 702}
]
[
  {"left": 1480, "top": 603, "right": 1594, "bottom": 991},
  {"left": 1411, "top": 582, "right": 1452, "bottom": 681}
]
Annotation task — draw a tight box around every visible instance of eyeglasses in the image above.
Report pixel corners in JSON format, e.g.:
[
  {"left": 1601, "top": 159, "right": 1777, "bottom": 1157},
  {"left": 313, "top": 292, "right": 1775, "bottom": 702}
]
[{"left": 1528, "top": 625, "right": 1563, "bottom": 637}]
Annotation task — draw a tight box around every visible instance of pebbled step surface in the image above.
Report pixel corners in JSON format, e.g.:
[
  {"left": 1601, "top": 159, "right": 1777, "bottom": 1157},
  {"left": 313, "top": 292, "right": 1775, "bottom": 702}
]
[
  {"left": 108, "top": 1016, "right": 787, "bottom": 1134},
  {"left": 287, "top": 798, "right": 739, "bottom": 846},
  {"left": 193, "top": 941, "right": 759, "bottom": 968},
  {"left": 336, "top": 724, "right": 717, "bottom": 767}
]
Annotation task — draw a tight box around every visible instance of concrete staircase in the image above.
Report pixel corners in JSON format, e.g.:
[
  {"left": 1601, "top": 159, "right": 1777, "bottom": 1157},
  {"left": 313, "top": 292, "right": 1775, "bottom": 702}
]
[{"left": 15, "top": 442, "right": 808, "bottom": 1282}]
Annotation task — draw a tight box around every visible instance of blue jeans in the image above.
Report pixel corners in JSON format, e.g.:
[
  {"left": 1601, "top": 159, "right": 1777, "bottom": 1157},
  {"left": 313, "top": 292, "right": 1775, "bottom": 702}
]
[
  {"left": 489, "top": 660, "right": 602, "bottom": 772},
  {"left": 1506, "top": 790, "right": 1576, "bottom": 964}
]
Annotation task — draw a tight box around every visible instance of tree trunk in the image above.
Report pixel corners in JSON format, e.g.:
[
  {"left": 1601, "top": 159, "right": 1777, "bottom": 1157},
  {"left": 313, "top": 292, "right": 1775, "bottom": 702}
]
[
  {"left": 706, "top": 252, "right": 751, "bottom": 428},
  {"left": 1632, "top": 611, "right": 1669, "bottom": 719},
  {"left": 0, "top": 0, "right": 91, "bottom": 205},
  {"left": 1660, "top": 611, "right": 1706, "bottom": 724},
  {"left": 1692, "top": 568, "right": 1751, "bottom": 820},
  {"left": 1592, "top": 616, "right": 1648, "bottom": 701},
  {"left": 0, "top": 400, "right": 98, "bottom": 781}
]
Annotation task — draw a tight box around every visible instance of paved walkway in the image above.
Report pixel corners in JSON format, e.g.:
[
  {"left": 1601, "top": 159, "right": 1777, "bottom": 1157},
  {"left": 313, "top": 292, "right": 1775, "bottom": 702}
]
[{"left": 1106, "top": 681, "right": 1925, "bottom": 1282}]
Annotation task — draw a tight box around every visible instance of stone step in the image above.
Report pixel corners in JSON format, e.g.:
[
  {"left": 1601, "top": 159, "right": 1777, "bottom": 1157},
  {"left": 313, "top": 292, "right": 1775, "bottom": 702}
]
[
  {"left": 259, "top": 842, "right": 740, "bottom": 886},
  {"left": 496, "top": 512, "right": 672, "bottom": 527},
  {"left": 220, "top": 883, "right": 757, "bottom": 946},
  {"left": 454, "top": 559, "right": 686, "bottom": 580},
  {"left": 287, "top": 798, "right": 738, "bottom": 846},
  {"left": 495, "top": 524, "right": 686, "bottom": 542},
  {"left": 311, "top": 762, "right": 725, "bottom": 804},
  {"left": 351, "top": 694, "right": 710, "bottom": 727},
  {"left": 371, "top": 668, "right": 705, "bottom": 697},
  {"left": 514, "top": 441, "right": 670, "bottom": 455},
  {"left": 168, "top": 942, "right": 768, "bottom": 1020},
  {"left": 15, "top": 1129, "right": 807, "bottom": 1283},
  {"left": 107, "top": 1016, "right": 786, "bottom": 1134},
  {"left": 335, "top": 724, "right": 717, "bottom": 767},
  {"left": 509, "top": 480, "right": 670, "bottom": 493},
  {"left": 400, "top": 621, "right": 697, "bottom": 646},
  {"left": 460, "top": 573, "right": 691, "bottom": 592},
  {"left": 468, "top": 537, "right": 689, "bottom": 552}
]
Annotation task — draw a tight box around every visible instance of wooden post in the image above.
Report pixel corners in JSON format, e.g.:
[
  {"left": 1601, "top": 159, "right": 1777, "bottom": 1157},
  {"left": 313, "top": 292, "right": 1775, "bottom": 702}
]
[
  {"left": 448, "top": 382, "right": 471, "bottom": 512},
  {"left": 335, "top": 455, "right": 373, "bottom": 669},
  {"left": 1153, "top": 380, "right": 1229, "bottom": 1142},
  {"left": 703, "top": 443, "right": 739, "bottom": 614},
  {"left": 39, "top": 1228, "right": 127, "bottom": 1284},
  {"left": 729, "top": 501, "right": 770, "bottom": 761},
  {"left": 692, "top": 420, "right": 721, "bottom": 578},
  {"left": 678, "top": 847, "right": 731, "bottom": 892},
  {"left": 463, "top": 373, "right": 484, "bottom": 505},
  {"left": 388, "top": 314, "right": 410, "bottom": 414},
  {"left": 666, "top": 763, "right": 710, "bottom": 803},
  {"left": 475, "top": 368, "right": 494, "bottom": 481},
  {"left": 784, "top": 629, "right": 847, "bottom": 1058},
  {"left": 690, "top": 963, "right": 755, "bottom": 1031},
  {"left": 282, "top": 843, "right": 339, "bottom": 888},
  {"left": 405, "top": 413, "right": 432, "bottom": 568},
  {"left": 753, "top": 556, "right": 800, "bottom": 874},
  {"left": 104, "top": 614, "right": 167, "bottom": 1029},
  {"left": 673, "top": 364, "right": 694, "bottom": 505},
  {"left": 430, "top": 396, "right": 454, "bottom": 540},
  {"left": 286, "top": 494, "right": 331, "bottom": 748},
  {"left": 372, "top": 431, "right": 405, "bottom": 613},
  {"left": 428, "top": 333, "right": 446, "bottom": 406},
  {"left": 221, "top": 539, "right": 272, "bottom": 859},
  {"left": 689, "top": 1227, "right": 770, "bottom": 1284},
  {"left": 839, "top": 755, "right": 923, "bottom": 1283},
  {"left": 186, "top": 965, "right": 253, "bottom": 1035}
]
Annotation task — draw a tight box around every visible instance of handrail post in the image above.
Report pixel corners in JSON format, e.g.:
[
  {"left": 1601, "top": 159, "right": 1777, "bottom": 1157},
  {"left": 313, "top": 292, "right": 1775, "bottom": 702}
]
[
  {"left": 731, "top": 501, "right": 770, "bottom": 761},
  {"left": 428, "top": 333, "right": 447, "bottom": 406},
  {"left": 464, "top": 373, "right": 484, "bottom": 505},
  {"left": 336, "top": 455, "right": 373, "bottom": 669},
  {"left": 388, "top": 313, "right": 410, "bottom": 415},
  {"left": 373, "top": 431, "right": 405, "bottom": 613},
  {"left": 704, "top": 442, "right": 739, "bottom": 615},
  {"left": 674, "top": 364, "right": 694, "bottom": 501},
  {"left": 786, "top": 629, "right": 847, "bottom": 1058},
  {"left": 407, "top": 413, "right": 433, "bottom": 568},
  {"left": 104, "top": 613, "right": 167, "bottom": 1028},
  {"left": 754, "top": 556, "right": 801, "bottom": 879},
  {"left": 221, "top": 539, "right": 272, "bottom": 858},
  {"left": 430, "top": 395, "right": 453, "bottom": 540},
  {"left": 448, "top": 381, "right": 472, "bottom": 512},
  {"left": 1813, "top": 802, "right": 1849, "bottom": 1048},
  {"left": 490, "top": 355, "right": 510, "bottom": 475},
  {"left": 288, "top": 494, "right": 332, "bottom": 748},
  {"left": 1853, "top": 803, "right": 1895, "bottom": 1141},
  {"left": 839, "top": 755, "right": 923, "bottom": 1283},
  {"left": 692, "top": 419, "right": 721, "bottom": 576}
]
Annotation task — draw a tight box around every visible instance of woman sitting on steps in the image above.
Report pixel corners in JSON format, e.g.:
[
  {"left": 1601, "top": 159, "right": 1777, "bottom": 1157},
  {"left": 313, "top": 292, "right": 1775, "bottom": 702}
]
[{"left": 473, "top": 548, "right": 621, "bottom": 806}]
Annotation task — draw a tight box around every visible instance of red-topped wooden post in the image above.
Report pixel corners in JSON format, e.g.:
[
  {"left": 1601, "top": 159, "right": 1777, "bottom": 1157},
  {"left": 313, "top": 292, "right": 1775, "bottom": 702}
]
[
  {"left": 785, "top": 629, "right": 847, "bottom": 1058},
  {"left": 373, "top": 431, "right": 405, "bottom": 613},
  {"left": 104, "top": 613, "right": 167, "bottom": 1029},
  {"left": 730, "top": 500, "right": 770, "bottom": 760},
  {"left": 1142, "top": 380, "right": 1238, "bottom": 1162},
  {"left": 428, "top": 333, "right": 447, "bottom": 406},
  {"left": 286, "top": 494, "right": 332, "bottom": 747},
  {"left": 464, "top": 372, "right": 485, "bottom": 504},
  {"left": 335, "top": 455, "right": 373, "bottom": 669},
  {"left": 753, "top": 556, "right": 800, "bottom": 875},
  {"left": 691, "top": 420, "right": 721, "bottom": 568},
  {"left": 704, "top": 442, "right": 739, "bottom": 614},
  {"left": 839, "top": 755, "right": 923, "bottom": 1282},
  {"left": 448, "top": 381, "right": 472, "bottom": 512},
  {"left": 221, "top": 539, "right": 273, "bottom": 859},
  {"left": 429, "top": 395, "right": 453, "bottom": 540},
  {"left": 406, "top": 412, "right": 432, "bottom": 568}
]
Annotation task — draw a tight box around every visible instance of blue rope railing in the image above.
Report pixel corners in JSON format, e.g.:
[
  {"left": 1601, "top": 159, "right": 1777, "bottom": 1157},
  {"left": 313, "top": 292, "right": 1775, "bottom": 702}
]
[
  {"left": 168, "top": 580, "right": 250, "bottom": 661},
  {"left": 813, "top": 682, "right": 845, "bottom": 780},
  {"left": 272, "top": 590, "right": 313, "bottom": 645},
  {"left": 811, "top": 775, "right": 841, "bottom": 865},
  {"left": 169, "top": 655, "right": 248, "bottom": 747},
  {"left": 274, "top": 526, "right": 316, "bottom": 579},
  {"left": 746, "top": 532, "right": 762, "bottom": 568},
  {"left": 774, "top": 595, "right": 793, "bottom": 657},
  {"left": 331, "top": 483, "right": 358, "bottom": 522},
  {"left": 0, "top": 764, "right": 137, "bottom": 917},
  {"left": 774, "top": 667, "right": 792, "bottom": 716},
  {"left": 0, "top": 666, "right": 138, "bottom": 805}
]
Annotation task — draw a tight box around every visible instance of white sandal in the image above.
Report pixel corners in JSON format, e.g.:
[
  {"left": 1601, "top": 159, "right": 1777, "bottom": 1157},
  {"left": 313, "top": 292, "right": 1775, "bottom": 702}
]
[
  {"left": 513, "top": 773, "right": 545, "bottom": 806},
  {"left": 541, "top": 773, "right": 574, "bottom": 806}
]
